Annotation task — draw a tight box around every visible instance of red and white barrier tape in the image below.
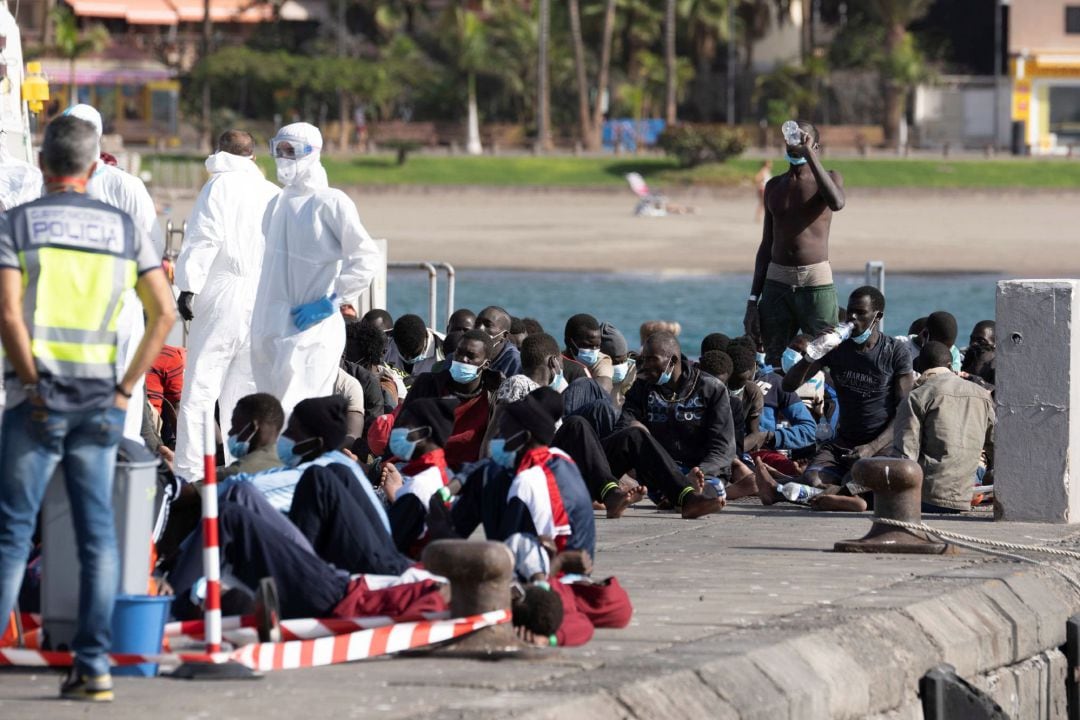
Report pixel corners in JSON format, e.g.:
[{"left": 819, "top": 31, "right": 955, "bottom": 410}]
[
  {"left": 164, "top": 610, "right": 451, "bottom": 646},
  {"left": 0, "top": 610, "right": 509, "bottom": 671}
]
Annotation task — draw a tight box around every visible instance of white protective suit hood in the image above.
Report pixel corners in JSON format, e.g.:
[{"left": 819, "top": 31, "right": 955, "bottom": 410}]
[{"left": 272, "top": 122, "right": 328, "bottom": 193}]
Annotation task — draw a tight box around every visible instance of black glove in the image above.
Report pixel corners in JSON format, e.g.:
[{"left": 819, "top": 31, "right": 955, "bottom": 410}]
[{"left": 178, "top": 291, "right": 196, "bottom": 321}]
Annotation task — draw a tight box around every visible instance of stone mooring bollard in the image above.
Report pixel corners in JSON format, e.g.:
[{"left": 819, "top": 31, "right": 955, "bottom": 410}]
[
  {"left": 420, "top": 539, "right": 549, "bottom": 658},
  {"left": 834, "top": 458, "right": 953, "bottom": 554}
]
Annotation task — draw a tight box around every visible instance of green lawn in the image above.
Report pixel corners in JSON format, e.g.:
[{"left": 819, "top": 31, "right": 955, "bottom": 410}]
[{"left": 151, "top": 153, "right": 1080, "bottom": 189}]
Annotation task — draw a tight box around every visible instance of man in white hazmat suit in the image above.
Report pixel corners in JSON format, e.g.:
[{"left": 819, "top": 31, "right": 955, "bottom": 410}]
[
  {"left": 251, "top": 122, "right": 381, "bottom": 418},
  {"left": 65, "top": 104, "right": 166, "bottom": 444},
  {"left": 172, "top": 130, "right": 280, "bottom": 482}
]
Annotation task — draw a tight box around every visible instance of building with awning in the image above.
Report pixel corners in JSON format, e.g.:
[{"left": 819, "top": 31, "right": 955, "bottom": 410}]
[
  {"left": 1010, "top": 0, "right": 1080, "bottom": 154},
  {"left": 22, "top": 0, "right": 327, "bottom": 144}
]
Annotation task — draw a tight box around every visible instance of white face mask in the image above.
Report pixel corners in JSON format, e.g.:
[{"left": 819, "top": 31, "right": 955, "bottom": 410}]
[{"left": 275, "top": 158, "right": 298, "bottom": 185}]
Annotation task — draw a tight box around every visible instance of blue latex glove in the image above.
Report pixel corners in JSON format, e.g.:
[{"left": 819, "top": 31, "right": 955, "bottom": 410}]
[{"left": 291, "top": 294, "right": 336, "bottom": 331}]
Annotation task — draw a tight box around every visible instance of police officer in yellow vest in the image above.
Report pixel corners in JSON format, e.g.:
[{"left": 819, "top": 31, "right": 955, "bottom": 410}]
[{"left": 0, "top": 116, "right": 175, "bottom": 702}]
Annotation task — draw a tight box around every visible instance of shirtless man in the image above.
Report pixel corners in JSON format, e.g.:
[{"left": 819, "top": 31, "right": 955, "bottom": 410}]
[{"left": 744, "top": 121, "right": 846, "bottom": 367}]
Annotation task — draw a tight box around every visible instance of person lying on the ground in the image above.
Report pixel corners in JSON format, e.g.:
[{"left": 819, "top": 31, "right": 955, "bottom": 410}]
[
  {"left": 895, "top": 341, "right": 995, "bottom": 514},
  {"left": 724, "top": 344, "right": 763, "bottom": 436},
  {"left": 385, "top": 313, "right": 445, "bottom": 380},
  {"left": 477, "top": 305, "right": 522, "bottom": 377},
  {"left": 961, "top": 319, "right": 995, "bottom": 387},
  {"left": 217, "top": 395, "right": 374, "bottom": 514},
  {"left": 379, "top": 398, "right": 457, "bottom": 556},
  {"left": 601, "top": 322, "right": 634, "bottom": 407},
  {"left": 404, "top": 329, "right": 502, "bottom": 469},
  {"left": 615, "top": 331, "right": 734, "bottom": 510},
  {"left": 697, "top": 350, "right": 746, "bottom": 456},
  {"left": 782, "top": 286, "right": 914, "bottom": 489},
  {"left": 563, "top": 313, "right": 614, "bottom": 392}
]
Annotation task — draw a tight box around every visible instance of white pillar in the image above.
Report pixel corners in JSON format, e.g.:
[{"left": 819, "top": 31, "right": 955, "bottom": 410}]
[{"left": 995, "top": 279, "right": 1080, "bottom": 522}]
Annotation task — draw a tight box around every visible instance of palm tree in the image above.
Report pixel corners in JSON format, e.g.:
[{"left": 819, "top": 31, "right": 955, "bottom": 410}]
[
  {"left": 568, "top": 0, "right": 617, "bottom": 150},
  {"left": 664, "top": 0, "right": 677, "bottom": 124},
  {"left": 51, "top": 6, "right": 108, "bottom": 107},
  {"left": 680, "top": 0, "right": 729, "bottom": 121},
  {"left": 456, "top": 7, "right": 488, "bottom": 155},
  {"left": 537, "top": 0, "right": 552, "bottom": 151},
  {"left": 870, "top": 0, "right": 931, "bottom": 147}
]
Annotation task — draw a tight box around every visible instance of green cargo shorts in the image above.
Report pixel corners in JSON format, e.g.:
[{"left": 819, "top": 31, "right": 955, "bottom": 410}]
[{"left": 759, "top": 280, "right": 839, "bottom": 365}]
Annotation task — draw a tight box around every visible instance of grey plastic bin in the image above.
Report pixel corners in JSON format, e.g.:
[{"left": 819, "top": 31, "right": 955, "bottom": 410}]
[{"left": 41, "top": 439, "right": 160, "bottom": 649}]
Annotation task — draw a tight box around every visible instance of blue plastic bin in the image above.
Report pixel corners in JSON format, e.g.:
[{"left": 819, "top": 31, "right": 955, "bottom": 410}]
[{"left": 110, "top": 594, "right": 171, "bottom": 677}]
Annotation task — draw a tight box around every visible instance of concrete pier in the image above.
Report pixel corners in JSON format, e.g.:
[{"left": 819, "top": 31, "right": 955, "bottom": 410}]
[{"left": 2, "top": 503, "right": 1078, "bottom": 719}]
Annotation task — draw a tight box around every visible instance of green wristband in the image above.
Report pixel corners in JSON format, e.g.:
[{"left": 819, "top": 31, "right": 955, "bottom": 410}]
[{"left": 548, "top": 634, "right": 557, "bottom": 647}]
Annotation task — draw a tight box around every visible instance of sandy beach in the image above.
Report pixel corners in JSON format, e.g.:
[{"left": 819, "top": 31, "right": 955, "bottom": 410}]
[{"left": 162, "top": 187, "right": 1079, "bottom": 276}]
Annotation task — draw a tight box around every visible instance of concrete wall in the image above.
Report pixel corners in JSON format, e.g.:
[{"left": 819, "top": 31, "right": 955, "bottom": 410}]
[
  {"left": 996, "top": 280, "right": 1080, "bottom": 522},
  {"left": 913, "top": 76, "right": 1012, "bottom": 149},
  {"left": 1011, "top": 0, "right": 1080, "bottom": 55}
]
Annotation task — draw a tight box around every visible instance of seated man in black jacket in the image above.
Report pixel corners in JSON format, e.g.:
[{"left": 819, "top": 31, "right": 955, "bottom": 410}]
[{"left": 617, "top": 331, "right": 737, "bottom": 502}]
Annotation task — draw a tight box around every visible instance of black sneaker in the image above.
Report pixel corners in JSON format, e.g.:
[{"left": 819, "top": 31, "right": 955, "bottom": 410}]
[
  {"left": 59, "top": 668, "right": 113, "bottom": 702},
  {"left": 254, "top": 576, "right": 281, "bottom": 644}
]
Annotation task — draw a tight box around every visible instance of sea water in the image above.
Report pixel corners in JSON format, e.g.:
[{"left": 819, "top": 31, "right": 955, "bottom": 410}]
[{"left": 387, "top": 269, "right": 1001, "bottom": 354}]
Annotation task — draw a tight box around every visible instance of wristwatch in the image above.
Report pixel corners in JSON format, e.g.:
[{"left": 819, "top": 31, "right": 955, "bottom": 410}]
[{"left": 748, "top": 294, "right": 758, "bottom": 302}]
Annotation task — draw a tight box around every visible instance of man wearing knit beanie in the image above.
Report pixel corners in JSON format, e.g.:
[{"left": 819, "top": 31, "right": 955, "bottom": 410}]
[
  {"left": 600, "top": 322, "right": 635, "bottom": 407},
  {"left": 380, "top": 398, "right": 457, "bottom": 556}
]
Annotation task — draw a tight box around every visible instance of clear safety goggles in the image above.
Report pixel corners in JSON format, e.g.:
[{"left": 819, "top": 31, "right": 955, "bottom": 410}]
[{"left": 269, "top": 137, "right": 317, "bottom": 160}]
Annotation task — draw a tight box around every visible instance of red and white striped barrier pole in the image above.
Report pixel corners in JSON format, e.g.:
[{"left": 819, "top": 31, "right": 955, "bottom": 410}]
[{"left": 202, "top": 408, "right": 223, "bottom": 655}]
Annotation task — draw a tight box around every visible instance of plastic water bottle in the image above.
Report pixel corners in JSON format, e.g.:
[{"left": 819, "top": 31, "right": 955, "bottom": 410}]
[
  {"left": 782, "top": 120, "right": 802, "bottom": 146},
  {"left": 778, "top": 482, "right": 824, "bottom": 505},
  {"left": 805, "top": 322, "right": 855, "bottom": 361}
]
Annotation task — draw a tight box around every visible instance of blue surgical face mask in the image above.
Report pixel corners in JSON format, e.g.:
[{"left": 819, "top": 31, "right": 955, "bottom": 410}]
[
  {"left": 489, "top": 437, "right": 519, "bottom": 470},
  {"left": 852, "top": 318, "right": 878, "bottom": 345},
  {"left": 657, "top": 358, "right": 675, "bottom": 386},
  {"left": 755, "top": 351, "right": 766, "bottom": 367},
  {"left": 227, "top": 434, "right": 250, "bottom": 459},
  {"left": 781, "top": 348, "right": 802, "bottom": 374},
  {"left": 389, "top": 427, "right": 422, "bottom": 461},
  {"left": 577, "top": 347, "right": 600, "bottom": 366},
  {"left": 549, "top": 371, "right": 567, "bottom": 392},
  {"left": 786, "top": 153, "right": 807, "bottom": 166},
  {"left": 450, "top": 360, "right": 481, "bottom": 383},
  {"left": 276, "top": 435, "right": 302, "bottom": 467},
  {"left": 405, "top": 351, "right": 426, "bottom": 365},
  {"left": 227, "top": 421, "right": 256, "bottom": 459},
  {"left": 612, "top": 361, "right": 631, "bottom": 384}
]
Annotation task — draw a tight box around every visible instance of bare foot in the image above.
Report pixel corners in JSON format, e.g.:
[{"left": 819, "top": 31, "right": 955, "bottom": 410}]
[
  {"left": 592, "top": 501, "right": 605, "bottom": 511},
  {"left": 753, "top": 457, "right": 782, "bottom": 506},
  {"left": 725, "top": 473, "right": 759, "bottom": 501},
  {"left": 685, "top": 467, "right": 706, "bottom": 494},
  {"left": 381, "top": 463, "right": 404, "bottom": 503},
  {"left": 603, "top": 488, "right": 633, "bottom": 519},
  {"left": 680, "top": 492, "right": 725, "bottom": 519},
  {"left": 626, "top": 485, "right": 647, "bottom": 504}
]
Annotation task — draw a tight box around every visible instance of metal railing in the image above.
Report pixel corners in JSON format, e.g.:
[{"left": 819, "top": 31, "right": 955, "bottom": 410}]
[
  {"left": 865, "top": 261, "right": 885, "bottom": 294},
  {"left": 386, "top": 261, "right": 456, "bottom": 330}
]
